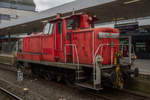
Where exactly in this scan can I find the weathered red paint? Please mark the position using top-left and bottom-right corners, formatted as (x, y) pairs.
(17, 14), (120, 66)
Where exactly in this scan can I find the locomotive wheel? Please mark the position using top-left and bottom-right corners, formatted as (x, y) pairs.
(44, 73), (52, 81)
(65, 78), (74, 87)
(64, 74), (74, 87)
(56, 76), (62, 82)
(29, 64), (76, 86)
(134, 68), (139, 77)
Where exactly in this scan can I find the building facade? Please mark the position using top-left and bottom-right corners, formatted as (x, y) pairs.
(0, 0), (36, 54)
(0, 0), (36, 24)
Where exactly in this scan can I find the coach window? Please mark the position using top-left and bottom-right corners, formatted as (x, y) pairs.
(58, 21), (62, 34)
(44, 23), (54, 35)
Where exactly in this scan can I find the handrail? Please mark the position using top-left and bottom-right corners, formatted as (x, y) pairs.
(64, 44), (79, 69)
(64, 43), (130, 68)
(93, 43), (130, 66)
(92, 43), (131, 86)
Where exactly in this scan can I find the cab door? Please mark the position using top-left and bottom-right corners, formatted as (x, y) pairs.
(55, 20), (63, 62)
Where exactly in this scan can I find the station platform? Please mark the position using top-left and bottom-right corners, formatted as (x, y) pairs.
(0, 53), (15, 65)
(134, 59), (150, 75)
(133, 59), (150, 80)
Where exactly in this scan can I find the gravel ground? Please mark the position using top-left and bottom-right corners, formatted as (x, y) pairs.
(0, 64), (150, 100)
(0, 66), (105, 100)
(0, 90), (12, 100)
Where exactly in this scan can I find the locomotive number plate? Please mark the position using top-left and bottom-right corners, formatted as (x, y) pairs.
(98, 32), (119, 38)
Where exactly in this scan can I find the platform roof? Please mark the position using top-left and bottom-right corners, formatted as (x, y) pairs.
(0, 0), (150, 35)
(0, 0), (35, 6)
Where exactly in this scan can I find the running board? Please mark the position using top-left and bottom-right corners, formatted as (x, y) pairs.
(75, 82), (103, 91)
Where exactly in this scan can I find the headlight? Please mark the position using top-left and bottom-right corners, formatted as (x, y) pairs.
(132, 55), (137, 59)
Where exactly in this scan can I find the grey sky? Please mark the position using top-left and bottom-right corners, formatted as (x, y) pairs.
(33, 0), (75, 11)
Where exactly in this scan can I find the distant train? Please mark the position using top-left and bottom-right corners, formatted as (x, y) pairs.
(16, 13), (139, 90)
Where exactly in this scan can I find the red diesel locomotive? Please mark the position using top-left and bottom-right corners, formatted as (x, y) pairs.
(17, 13), (138, 90)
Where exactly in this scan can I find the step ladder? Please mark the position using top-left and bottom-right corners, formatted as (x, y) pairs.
(75, 55), (103, 90)
(76, 68), (86, 81)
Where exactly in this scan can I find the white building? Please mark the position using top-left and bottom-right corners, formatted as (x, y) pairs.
(0, 0), (36, 54)
(0, 0), (36, 24)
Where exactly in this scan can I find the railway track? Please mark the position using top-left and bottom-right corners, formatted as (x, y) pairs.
(117, 89), (150, 100)
(0, 63), (150, 100)
(0, 87), (23, 100)
(0, 62), (17, 72)
(86, 88), (150, 100)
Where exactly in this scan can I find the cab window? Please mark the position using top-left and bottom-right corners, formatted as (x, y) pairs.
(67, 18), (79, 30)
(58, 21), (62, 34)
(18, 39), (22, 52)
(44, 23), (54, 35)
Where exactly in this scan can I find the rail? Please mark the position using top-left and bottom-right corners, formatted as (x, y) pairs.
(0, 87), (23, 100)
(86, 88), (150, 100)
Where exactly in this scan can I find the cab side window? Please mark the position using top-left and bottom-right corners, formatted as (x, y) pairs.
(18, 39), (22, 52)
(67, 18), (79, 30)
(67, 19), (74, 30)
(44, 23), (54, 35)
(58, 21), (62, 34)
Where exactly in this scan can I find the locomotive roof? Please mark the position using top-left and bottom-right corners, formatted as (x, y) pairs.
(47, 13), (84, 22)
(47, 12), (98, 23)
